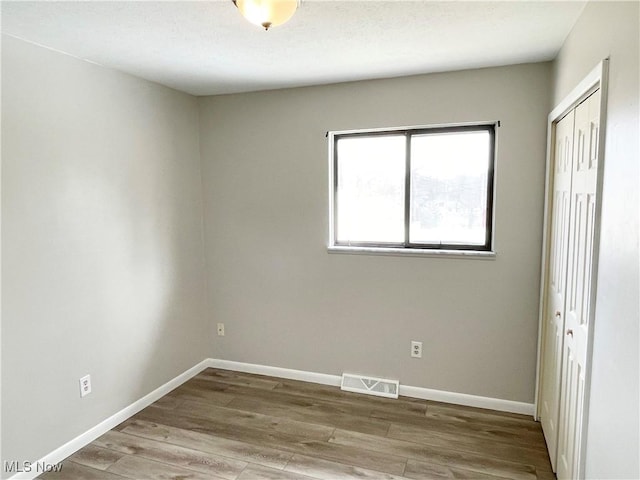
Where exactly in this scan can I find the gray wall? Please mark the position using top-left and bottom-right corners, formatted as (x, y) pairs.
(199, 63), (551, 403)
(1, 36), (209, 468)
(552, 2), (639, 478)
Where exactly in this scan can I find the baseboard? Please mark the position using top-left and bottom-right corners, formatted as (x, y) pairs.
(206, 359), (342, 387)
(399, 385), (534, 415)
(8, 359), (210, 480)
(207, 358), (535, 416)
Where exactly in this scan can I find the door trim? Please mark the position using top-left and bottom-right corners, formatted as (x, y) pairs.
(534, 59), (609, 477)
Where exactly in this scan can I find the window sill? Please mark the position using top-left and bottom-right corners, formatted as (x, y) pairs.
(327, 245), (496, 259)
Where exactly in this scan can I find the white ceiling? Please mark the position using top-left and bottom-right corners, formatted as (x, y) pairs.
(1, 1), (586, 96)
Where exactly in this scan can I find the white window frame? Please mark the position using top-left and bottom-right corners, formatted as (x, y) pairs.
(327, 122), (498, 258)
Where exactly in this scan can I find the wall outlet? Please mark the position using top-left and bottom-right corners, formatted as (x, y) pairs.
(217, 323), (225, 336)
(411, 341), (423, 358)
(79, 374), (92, 397)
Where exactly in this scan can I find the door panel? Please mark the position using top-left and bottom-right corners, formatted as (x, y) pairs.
(540, 110), (575, 470)
(556, 89), (600, 480)
(557, 346), (585, 478)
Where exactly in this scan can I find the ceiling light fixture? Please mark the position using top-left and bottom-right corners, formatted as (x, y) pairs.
(233, 0), (299, 30)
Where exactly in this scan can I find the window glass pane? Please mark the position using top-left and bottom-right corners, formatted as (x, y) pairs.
(410, 131), (490, 245)
(336, 135), (405, 243)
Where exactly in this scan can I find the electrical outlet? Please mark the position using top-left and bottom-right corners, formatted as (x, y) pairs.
(79, 374), (92, 397)
(217, 323), (225, 336)
(411, 341), (423, 358)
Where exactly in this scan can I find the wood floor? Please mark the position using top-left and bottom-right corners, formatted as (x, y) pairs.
(41, 368), (555, 480)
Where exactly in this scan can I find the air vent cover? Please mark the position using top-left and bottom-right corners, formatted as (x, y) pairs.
(340, 373), (399, 399)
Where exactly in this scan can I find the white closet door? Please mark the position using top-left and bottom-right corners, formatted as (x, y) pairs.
(556, 90), (600, 480)
(540, 109), (575, 470)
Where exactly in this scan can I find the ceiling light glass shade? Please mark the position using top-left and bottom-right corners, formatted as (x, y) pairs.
(233, 0), (299, 30)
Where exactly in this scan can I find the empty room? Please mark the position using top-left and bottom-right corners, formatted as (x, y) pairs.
(1, 1), (638, 479)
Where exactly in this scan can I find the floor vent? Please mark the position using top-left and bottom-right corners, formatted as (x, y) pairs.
(340, 373), (399, 399)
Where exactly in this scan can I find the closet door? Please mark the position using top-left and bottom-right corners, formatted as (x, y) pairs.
(556, 90), (600, 480)
(540, 109), (575, 470)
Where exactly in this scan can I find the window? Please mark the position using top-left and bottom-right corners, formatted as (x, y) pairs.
(329, 124), (496, 254)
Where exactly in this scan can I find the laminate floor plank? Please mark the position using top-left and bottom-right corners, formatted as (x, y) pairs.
(237, 464), (316, 480)
(132, 404), (325, 447)
(150, 395), (184, 410)
(196, 369), (282, 390)
(68, 444), (125, 471)
(183, 378), (378, 419)
(121, 419), (293, 469)
(269, 377), (428, 416)
(106, 455), (226, 480)
(387, 420), (547, 452)
(397, 443), (537, 480)
(227, 396), (392, 436)
(422, 414), (546, 444)
(372, 406), (546, 445)
(404, 458), (510, 480)
(330, 428), (553, 472)
(286, 440), (407, 476)
(93, 430), (248, 479)
(284, 454), (407, 480)
(44, 369), (554, 480)
(535, 469), (558, 480)
(373, 402), (541, 435)
(164, 383), (236, 406)
(175, 399), (335, 440)
(425, 403), (543, 430)
(111, 418), (135, 432)
(268, 380), (426, 421)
